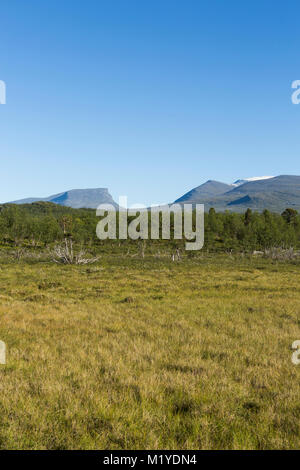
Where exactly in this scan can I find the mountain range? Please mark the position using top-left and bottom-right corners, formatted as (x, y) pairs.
(174, 175), (300, 212)
(6, 175), (300, 213)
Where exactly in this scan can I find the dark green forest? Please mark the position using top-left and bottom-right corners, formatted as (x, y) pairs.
(0, 202), (299, 253)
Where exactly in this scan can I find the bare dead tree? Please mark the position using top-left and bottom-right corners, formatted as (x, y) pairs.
(12, 247), (25, 261)
(263, 247), (298, 261)
(171, 248), (181, 261)
(51, 238), (99, 265)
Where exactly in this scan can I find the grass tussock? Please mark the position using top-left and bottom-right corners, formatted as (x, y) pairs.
(0, 255), (299, 449)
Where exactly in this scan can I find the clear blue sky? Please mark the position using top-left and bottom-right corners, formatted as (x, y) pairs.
(0, 0), (300, 206)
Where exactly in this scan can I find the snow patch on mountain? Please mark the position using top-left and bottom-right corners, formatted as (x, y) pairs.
(232, 176), (274, 187)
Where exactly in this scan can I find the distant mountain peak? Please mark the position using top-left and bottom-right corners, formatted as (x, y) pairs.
(174, 180), (232, 204)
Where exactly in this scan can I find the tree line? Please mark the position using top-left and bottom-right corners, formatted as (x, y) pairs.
(0, 202), (299, 252)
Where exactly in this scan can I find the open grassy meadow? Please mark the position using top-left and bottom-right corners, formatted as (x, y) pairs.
(0, 254), (300, 449)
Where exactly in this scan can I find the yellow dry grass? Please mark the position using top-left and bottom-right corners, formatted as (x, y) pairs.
(0, 255), (299, 449)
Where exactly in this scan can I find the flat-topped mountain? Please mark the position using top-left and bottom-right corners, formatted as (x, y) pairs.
(9, 188), (118, 209)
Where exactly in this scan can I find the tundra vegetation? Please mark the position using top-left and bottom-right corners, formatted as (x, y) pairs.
(0, 202), (299, 449)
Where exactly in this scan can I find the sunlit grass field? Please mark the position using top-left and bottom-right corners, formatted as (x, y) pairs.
(0, 254), (300, 449)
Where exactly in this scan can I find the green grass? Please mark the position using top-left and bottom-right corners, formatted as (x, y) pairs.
(0, 254), (300, 449)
